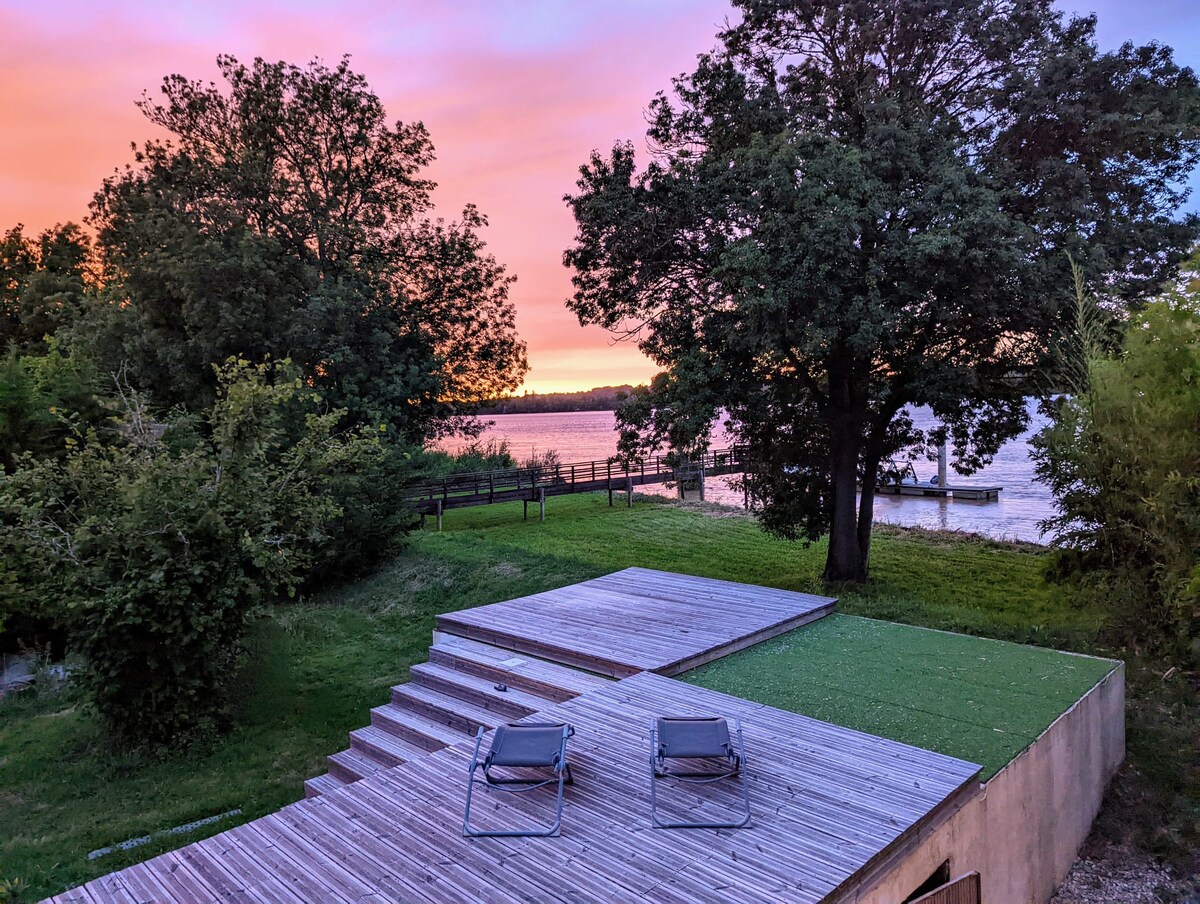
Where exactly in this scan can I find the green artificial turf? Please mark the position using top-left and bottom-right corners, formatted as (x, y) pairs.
(684, 613), (1119, 780)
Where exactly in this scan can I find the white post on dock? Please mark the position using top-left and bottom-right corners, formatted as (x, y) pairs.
(938, 441), (948, 488)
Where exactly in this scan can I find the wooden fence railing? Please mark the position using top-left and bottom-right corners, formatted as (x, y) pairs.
(406, 447), (749, 509)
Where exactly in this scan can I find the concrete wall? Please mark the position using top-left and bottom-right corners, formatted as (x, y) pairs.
(844, 661), (1125, 904)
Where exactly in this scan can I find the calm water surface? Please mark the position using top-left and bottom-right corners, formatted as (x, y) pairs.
(442, 401), (1055, 543)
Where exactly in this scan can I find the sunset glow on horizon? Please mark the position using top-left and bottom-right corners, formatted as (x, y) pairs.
(4, 0), (1199, 393)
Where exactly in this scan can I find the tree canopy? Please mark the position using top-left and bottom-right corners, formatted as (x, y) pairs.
(1, 223), (92, 354)
(564, 0), (1200, 580)
(88, 55), (526, 441)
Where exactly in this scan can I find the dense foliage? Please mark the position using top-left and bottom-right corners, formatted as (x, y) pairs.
(0, 361), (413, 746)
(564, 0), (1200, 580)
(1034, 268), (1200, 661)
(0, 223), (92, 353)
(85, 55), (526, 441)
(0, 344), (112, 473)
(480, 385), (635, 414)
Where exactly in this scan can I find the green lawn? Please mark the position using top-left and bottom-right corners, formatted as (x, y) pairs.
(685, 613), (1118, 779)
(0, 493), (1189, 899)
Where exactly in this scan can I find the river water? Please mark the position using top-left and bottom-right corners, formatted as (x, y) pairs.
(440, 400), (1056, 544)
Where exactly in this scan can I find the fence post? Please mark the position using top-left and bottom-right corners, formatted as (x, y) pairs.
(436, 499), (443, 532)
(539, 487), (546, 522)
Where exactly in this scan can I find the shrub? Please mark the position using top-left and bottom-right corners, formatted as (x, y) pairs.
(1033, 265), (1200, 660)
(303, 430), (421, 587)
(0, 875), (29, 904)
(452, 438), (515, 472)
(0, 359), (404, 747)
(0, 342), (112, 472)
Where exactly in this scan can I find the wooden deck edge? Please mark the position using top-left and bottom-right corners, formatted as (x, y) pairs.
(654, 601), (838, 677)
(432, 618), (640, 678)
(822, 770), (984, 904)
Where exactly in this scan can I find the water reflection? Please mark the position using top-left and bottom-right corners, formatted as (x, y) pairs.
(442, 401), (1055, 544)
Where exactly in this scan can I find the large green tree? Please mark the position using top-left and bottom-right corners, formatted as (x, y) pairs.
(88, 55), (526, 441)
(564, 0), (1200, 581)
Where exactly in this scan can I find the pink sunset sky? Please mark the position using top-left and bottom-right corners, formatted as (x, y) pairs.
(3, 1), (1199, 392)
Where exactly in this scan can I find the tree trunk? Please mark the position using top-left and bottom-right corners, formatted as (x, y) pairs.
(856, 453), (882, 578)
(823, 424), (868, 582)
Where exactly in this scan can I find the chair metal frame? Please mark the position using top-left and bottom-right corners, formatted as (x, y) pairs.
(463, 722), (574, 838)
(648, 716), (751, 829)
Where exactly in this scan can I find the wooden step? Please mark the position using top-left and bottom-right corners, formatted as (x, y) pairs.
(349, 724), (435, 767)
(303, 771), (346, 799)
(327, 747), (386, 784)
(369, 701), (468, 750)
(408, 662), (544, 719)
(434, 616), (634, 677)
(389, 683), (502, 736)
(428, 634), (611, 702)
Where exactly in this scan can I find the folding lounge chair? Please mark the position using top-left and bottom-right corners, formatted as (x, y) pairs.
(649, 716), (751, 829)
(463, 722), (574, 837)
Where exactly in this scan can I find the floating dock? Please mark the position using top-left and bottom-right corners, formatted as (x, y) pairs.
(876, 483), (1002, 502)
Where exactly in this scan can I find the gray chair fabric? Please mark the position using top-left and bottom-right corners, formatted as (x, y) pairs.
(463, 722), (574, 837)
(649, 715), (751, 829)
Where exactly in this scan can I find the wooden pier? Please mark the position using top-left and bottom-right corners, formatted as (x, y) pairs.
(408, 447), (749, 522)
(411, 449), (1001, 530)
(52, 569), (984, 904)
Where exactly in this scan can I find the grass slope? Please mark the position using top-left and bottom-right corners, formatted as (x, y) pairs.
(685, 613), (1118, 779)
(0, 494), (1190, 899)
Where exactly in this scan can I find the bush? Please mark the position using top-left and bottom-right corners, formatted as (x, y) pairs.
(303, 431), (421, 587)
(452, 438), (515, 472)
(0, 360), (407, 747)
(0, 343), (112, 472)
(1033, 265), (1200, 660)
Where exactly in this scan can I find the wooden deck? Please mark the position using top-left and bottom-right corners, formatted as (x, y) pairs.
(437, 567), (837, 678)
(305, 569), (833, 799)
(51, 673), (981, 904)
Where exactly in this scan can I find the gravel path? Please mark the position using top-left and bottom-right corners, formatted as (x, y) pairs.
(1051, 846), (1195, 904)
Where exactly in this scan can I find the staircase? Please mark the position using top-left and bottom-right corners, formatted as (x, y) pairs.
(304, 632), (612, 798)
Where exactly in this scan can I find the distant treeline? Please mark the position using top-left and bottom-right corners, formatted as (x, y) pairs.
(480, 385), (635, 414)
